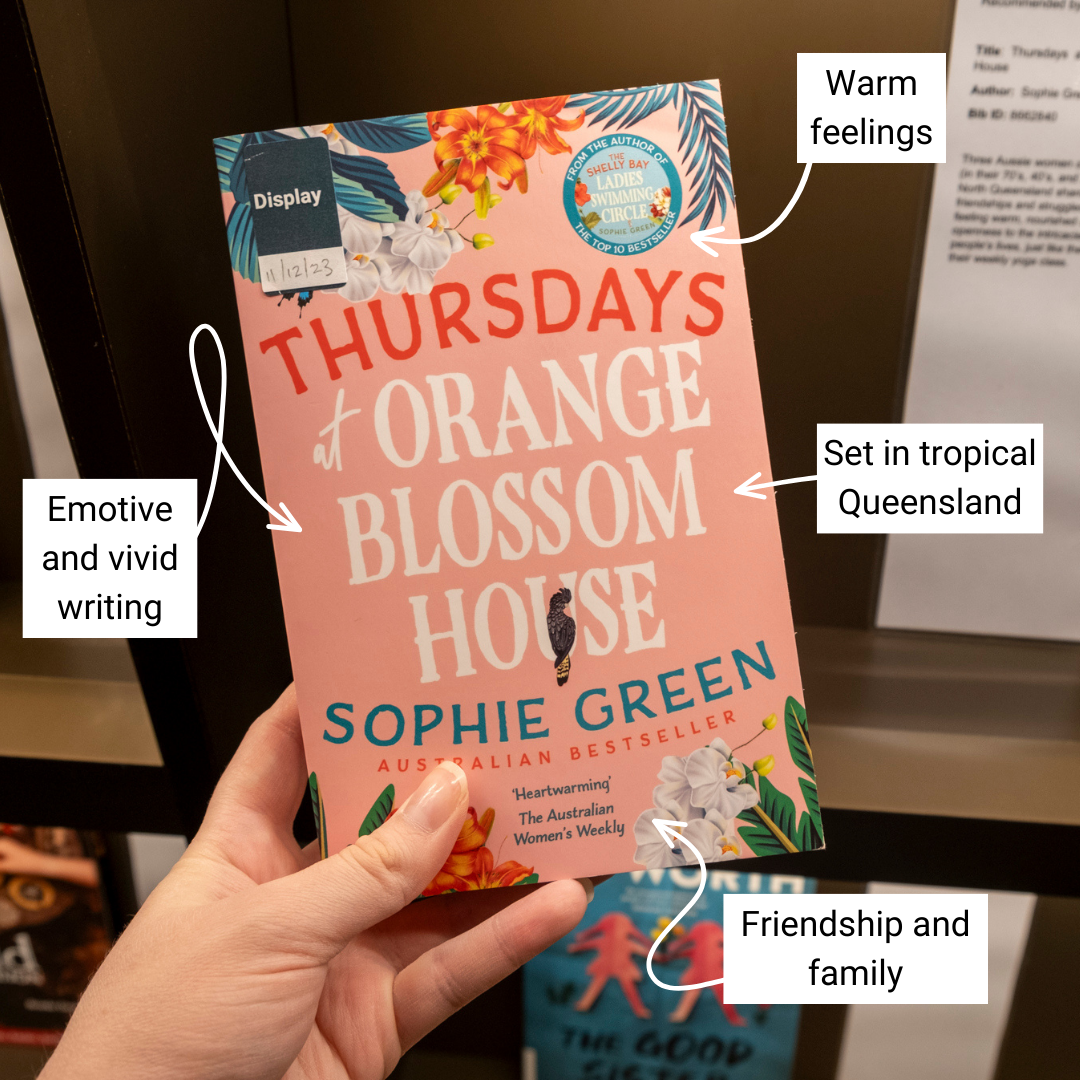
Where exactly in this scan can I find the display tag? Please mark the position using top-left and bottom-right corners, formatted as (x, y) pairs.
(243, 137), (347, 294)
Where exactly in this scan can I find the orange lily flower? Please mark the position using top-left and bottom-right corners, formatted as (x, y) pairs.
(422, 806), (534, 895)
(425, 107), (528, 196)
(511, 97), (585, 159)
(455, 806), (494, 852)
(483, 855), (535, 889)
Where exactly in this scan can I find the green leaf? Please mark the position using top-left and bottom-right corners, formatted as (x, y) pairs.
(308, 772), (327, 860)
(785, 696), (814, 779)
(359, 784), (395, 837)
(798, 775), (820, 821)
(737, 815), (791, 857)
(758, 776), (797, 839)
(798, 776), (825, 849)
(581, 211), (601, 229)
(518, 873), (540, 885)
(797, 812), (824, 852)
(736, 776), (800, 856)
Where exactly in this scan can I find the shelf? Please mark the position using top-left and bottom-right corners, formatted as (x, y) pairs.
(0, 583), (162, 766)
(751, 809), (1080, 897)
(0, 584), (175, 833)
(799, 625), (1080, 826)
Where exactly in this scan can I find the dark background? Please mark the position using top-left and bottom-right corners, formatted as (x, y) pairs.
(2, 0), (956, 818)
(11, 5), (1080, 1079)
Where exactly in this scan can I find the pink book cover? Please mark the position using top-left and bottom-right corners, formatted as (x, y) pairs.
(213, 81), (823, 894)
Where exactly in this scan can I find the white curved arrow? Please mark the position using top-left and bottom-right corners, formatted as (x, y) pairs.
(645, 819), (723, 992)
(734, 471), (818, 500)
(189, 323), (301, 537)
(692, 162), (813, 253)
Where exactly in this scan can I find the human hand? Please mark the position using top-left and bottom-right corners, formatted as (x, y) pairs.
(0, 836), (54, 877)
(42, 685), (590, 1080)
(0, 836), (99, 888)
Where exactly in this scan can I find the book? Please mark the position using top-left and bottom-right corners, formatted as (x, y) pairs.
(214, 82), (824, 892)
(523, 869), (813, 1080)
(0, 825), (109, 1046)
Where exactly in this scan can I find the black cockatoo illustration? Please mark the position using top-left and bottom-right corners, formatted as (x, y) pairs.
(546, 586), (576, 687)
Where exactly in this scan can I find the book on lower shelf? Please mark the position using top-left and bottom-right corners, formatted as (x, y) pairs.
(0, 825), (109, 1047)
(213, 80), (824, 891)
(523, 870), (814, 1080)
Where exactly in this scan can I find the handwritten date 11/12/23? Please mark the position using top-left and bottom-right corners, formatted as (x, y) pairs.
(263, 253), (338, 288)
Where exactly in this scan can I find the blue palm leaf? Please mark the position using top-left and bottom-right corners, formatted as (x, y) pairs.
(569, 86), (674, 130)
(676, 84), (732, 229)
(335, 114), (430, 154)
(214, 134), (243, 192)
(226, 199), (260, 283)
(330, 153), (408, 220)
(333, 174), (399, 222)
(592, 97), (633, 126)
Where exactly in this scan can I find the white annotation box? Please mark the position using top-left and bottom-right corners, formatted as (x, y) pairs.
(797, 53), (946, 164)
(723, 893), (988, 1005)
(23, 479), (198, 638)
(816, 423), (1042, 534)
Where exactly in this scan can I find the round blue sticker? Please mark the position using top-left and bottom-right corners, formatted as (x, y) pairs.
(563, 135), (682, 255)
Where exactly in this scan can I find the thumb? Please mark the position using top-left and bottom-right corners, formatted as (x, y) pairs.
(244, 761), (468, 959)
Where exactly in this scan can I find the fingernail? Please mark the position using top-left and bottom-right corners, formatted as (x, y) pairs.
(400, 761), (466, 832)
(575, 877), (595, 904)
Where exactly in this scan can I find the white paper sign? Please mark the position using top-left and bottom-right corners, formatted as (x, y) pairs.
(879, 0), (1080, 640)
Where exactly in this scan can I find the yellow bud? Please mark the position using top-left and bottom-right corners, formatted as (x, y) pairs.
(472, 233), (495, 249)
(489, 193), (503, 208)
(753, 755), (775, 777)
(497, 101), (512, 113)
(657, 916), (671, 928)
(762, 713), (777, 730)
(438, 183), (464, 204)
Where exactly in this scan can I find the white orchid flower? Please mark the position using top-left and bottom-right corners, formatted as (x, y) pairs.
(390, 190), (464, 273)
(372, 191), (465, 295)
(372, 237), (435, 296)
(334, 209), (394, 303)
(685, 740), (760, 819)
(651, 754), (702, 821)
(681, 808), (741, 862)
(338, 206), (394, 255)
(633, 808), (684, 869)
(301, 122), (360, 155)
(337, 253), (381, 303)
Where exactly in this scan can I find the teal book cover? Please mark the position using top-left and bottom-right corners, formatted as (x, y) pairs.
(524, 869), (814, 1080)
